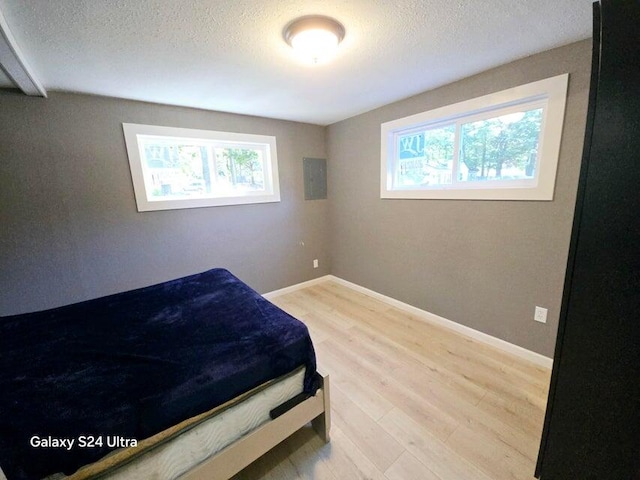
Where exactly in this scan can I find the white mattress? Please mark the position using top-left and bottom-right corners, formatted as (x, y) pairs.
(0, 369), (305, 480)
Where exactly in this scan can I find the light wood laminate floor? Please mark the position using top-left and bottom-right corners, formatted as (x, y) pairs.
(232, 281), (551, 480)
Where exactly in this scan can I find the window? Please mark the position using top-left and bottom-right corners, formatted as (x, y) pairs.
(122, 123), (280, 211)
(381, 74), (569, 200)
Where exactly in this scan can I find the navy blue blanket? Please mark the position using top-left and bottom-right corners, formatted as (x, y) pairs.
(0, 269), (317, 480)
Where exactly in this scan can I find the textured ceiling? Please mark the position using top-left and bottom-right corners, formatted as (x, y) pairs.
(0, 0), (592, 125)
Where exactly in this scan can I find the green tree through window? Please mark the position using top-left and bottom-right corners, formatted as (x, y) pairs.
(460, 108), (543, 181)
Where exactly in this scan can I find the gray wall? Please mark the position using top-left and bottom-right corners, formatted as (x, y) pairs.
(326, 40), (592, 357)
(0, 92), (329, 315)
(1, 41), (591, 357)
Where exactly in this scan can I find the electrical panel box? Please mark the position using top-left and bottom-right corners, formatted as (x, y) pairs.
(303, 157), (327, 200)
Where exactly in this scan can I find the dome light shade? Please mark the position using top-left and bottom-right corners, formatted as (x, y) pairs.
(283, 16), (345, 64)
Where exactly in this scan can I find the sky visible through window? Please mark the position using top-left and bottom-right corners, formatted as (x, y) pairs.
(396, 107), (543, 188)
(141, 140), (266, 200)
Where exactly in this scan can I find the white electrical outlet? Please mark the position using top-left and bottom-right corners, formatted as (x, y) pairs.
(534, 306), (548, 323)
(313, 259), (319, 269)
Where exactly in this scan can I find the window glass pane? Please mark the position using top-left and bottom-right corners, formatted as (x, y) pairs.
(124, 124), (279, 211)
(459, 108), (543, 182)
(215, 148), (265, 193)
(396, 124), (455, 187)
(140, 139), (212, 199)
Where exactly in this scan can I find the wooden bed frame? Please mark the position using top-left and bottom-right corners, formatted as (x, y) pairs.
(0, 374), (329, 480)
(180, 371), (331, 480)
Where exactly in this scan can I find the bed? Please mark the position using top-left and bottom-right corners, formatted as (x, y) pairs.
(0, 268), (330, 480)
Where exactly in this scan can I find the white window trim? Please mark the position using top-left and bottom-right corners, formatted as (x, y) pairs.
(123, 123), (280, 211)
(380, 74), (569, 201)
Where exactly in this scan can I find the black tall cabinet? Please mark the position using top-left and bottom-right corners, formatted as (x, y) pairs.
(535, 1), (640, 478)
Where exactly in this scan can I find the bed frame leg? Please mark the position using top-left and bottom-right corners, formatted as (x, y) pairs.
(312, 372), (331, 443)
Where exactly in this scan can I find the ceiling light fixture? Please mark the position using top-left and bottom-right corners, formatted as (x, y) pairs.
(283, 15), (345, 65)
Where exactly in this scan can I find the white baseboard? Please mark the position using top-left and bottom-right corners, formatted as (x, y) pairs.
(263, 274), (553, 369)
(263, 275), (332, 300)
(327, 275), (553, 369)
